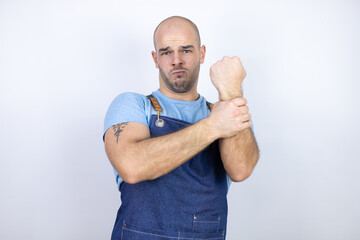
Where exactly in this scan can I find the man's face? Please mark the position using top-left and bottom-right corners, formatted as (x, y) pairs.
(152, 21), (205, 94)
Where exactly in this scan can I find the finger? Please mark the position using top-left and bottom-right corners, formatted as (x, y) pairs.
(240, 113), (251, 122)
(231, 97), (247, 107)
(232, 56), (241, 63)
(242, 120), (252, 129)
(238, 105), (249, 115)
(235, 118), (252, 131)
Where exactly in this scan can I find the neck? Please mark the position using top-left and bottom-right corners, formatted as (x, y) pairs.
(159, 85), (199, 101)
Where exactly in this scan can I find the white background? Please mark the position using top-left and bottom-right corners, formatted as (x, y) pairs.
(1, 0), (359, 239)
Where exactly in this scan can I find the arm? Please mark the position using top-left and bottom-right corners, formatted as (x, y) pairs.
(210, 56), (260, 182)
(104, 99), (247, 184)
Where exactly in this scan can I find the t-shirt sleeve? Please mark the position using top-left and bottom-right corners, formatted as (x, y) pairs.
(103, 92), (148, 138)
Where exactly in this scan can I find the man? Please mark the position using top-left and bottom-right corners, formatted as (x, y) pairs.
(104, 16), (259, 240)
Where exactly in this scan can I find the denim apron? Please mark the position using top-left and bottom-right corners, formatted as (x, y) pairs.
(111, 96), (228, 240)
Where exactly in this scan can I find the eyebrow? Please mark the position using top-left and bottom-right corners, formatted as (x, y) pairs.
(181, 45), (194, 49)
(158, 45), (195, 52)
(158, 47), (170, 52)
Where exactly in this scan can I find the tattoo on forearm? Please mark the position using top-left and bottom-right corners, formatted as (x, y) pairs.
(112, 122), (128, 143)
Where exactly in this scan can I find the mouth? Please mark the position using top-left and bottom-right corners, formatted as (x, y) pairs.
(172, 70), (186, 76)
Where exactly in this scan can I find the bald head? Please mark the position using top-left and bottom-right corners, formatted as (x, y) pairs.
(153, 16), (201, 51)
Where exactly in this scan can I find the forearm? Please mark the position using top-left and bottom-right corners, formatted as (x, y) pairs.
(218, 90), (259, 181)
(118, 119), (217, 183)
(219, 128), (259, 181)
(105, 93), (247, 184)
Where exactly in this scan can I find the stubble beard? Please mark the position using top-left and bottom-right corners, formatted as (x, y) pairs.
(159, 63), (200, 94)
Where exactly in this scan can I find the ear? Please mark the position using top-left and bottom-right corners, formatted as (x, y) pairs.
(151, 51), (159, 68)
(200, 45), (206, 64)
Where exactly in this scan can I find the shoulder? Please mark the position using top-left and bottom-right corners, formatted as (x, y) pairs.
(104, 92), (151, 136)
(109, 92), (148, 107)
(106, 92), (152, 115)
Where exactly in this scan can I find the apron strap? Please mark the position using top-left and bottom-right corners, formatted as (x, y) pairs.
(147, 94), (163, 112)
(206, 101), (213, 111)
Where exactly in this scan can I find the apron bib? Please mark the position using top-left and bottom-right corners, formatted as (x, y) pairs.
(111, 96), (228, 240)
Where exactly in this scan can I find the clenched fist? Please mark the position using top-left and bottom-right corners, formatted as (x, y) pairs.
(210, 56), (246, 100)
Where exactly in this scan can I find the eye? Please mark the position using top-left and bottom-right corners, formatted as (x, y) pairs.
(183, 50), (191, 53)
(161, 51), (171, 56)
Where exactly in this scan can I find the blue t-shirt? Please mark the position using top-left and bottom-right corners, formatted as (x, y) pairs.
(104, 89), (231, 189)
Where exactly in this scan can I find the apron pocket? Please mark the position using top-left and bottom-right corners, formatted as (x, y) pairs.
(192, 214), (221, 233)
(121, 220), (224, 240)
(122, 222), (170, 240)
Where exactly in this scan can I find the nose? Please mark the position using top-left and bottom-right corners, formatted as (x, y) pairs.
(171, 52), (183, 66)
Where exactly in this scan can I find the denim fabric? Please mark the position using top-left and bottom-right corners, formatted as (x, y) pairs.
(111, 115), (228, 240)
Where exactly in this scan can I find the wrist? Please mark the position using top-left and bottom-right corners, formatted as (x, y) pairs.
(219, 88), (243, 101)
(199, 118), (221, 141)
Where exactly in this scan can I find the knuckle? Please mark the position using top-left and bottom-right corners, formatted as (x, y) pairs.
(242, 98), (247, 105)
(241, 106), (249, 113)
